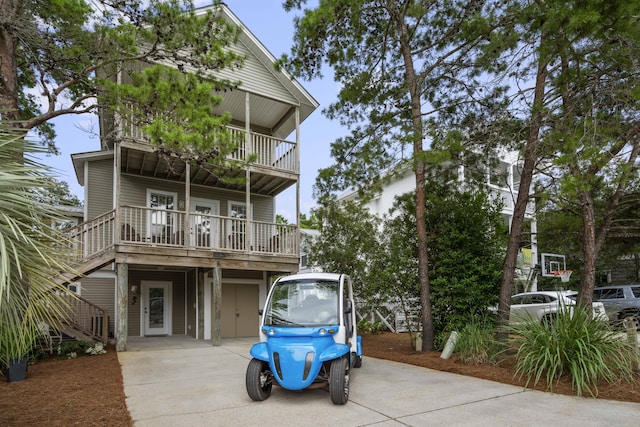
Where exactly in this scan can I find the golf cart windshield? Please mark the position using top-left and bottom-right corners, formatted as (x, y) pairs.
(264, 279), (339, 326)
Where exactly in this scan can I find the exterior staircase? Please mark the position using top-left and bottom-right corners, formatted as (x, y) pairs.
(54, 212), (116, 344)
(59, 292), (110, 344)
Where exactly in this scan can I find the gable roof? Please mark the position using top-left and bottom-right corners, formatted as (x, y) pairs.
(197, 4), (319, 139)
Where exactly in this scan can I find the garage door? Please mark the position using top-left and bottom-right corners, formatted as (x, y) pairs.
(221, 283), (259, 338)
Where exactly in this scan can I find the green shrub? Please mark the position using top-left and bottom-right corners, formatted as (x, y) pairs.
(506, 305), (640, 396)
(55, 341), (92, 358)
(357, 319), (386, 335)
(455, 316), (503, 365)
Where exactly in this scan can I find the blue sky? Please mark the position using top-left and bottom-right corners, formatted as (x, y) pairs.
(40, 1), (344, 223)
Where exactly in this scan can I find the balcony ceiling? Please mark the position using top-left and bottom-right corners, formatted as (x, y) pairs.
(120, 146), (295, 197)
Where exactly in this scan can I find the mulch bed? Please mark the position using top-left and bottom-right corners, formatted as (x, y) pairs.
(0, 344), (132, 427)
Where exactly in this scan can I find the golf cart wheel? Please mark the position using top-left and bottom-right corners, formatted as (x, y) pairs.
(329, 357), (349, 405)
(246, 358), (273, 401)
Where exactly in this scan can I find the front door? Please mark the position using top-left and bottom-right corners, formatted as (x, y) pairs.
(221, 283), (259, 338)
(142, 281), (172, 336)
(190, 198), (220, 248)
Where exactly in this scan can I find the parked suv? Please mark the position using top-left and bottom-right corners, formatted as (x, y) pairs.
(593, 283), (640, 329)
(509, 291), (607, 326)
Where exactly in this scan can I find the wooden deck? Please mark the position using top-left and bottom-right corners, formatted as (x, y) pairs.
(64, 206), (300, 273)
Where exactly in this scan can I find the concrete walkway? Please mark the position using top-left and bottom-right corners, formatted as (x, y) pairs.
(118, 336), (640, 426)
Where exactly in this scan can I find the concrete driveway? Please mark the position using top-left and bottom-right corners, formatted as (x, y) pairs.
(118, 336), (640, 427)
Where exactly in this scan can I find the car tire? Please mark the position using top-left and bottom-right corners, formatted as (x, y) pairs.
(246, 358), (273, 401)
(329, 357), (349, 405)
(621, 314), (640, 331)
(541, 314), (556, 327)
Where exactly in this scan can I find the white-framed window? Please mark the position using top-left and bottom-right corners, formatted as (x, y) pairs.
(147, 189), (178, 243)
(190, 198), (220, 247)
(227, 201), (253, 249)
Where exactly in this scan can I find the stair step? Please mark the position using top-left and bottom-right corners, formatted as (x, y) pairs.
(60, 325), (98, 343)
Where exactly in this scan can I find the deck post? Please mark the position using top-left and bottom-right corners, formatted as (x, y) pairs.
(116, 263), (129, 351)
(212, 264), (222, 346)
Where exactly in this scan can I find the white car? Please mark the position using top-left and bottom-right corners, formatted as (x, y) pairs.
(509, 291), (608, 325)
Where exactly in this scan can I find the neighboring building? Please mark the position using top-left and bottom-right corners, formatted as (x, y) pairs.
(338, 149), (539, 292)
(299, 228), (321, 273)
(63, 4), (318, 350)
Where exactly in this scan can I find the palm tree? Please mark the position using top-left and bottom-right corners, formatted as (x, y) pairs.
(0, 125), (78, 366)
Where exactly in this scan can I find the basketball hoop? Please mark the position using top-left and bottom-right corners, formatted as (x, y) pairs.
(553, 270), (573, 283)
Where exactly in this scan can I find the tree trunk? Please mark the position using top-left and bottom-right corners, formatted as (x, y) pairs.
(394, 5), (433, 351)
(577, 138), (640, 307)
(497, 48), (548, 335)
(0, 0), (21, 122)
(577, 190), (597, 309)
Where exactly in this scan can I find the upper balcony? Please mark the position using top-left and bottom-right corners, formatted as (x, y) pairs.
(117, 117), (298, 197)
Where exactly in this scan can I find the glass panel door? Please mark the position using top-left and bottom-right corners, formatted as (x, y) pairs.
(190, 198), (220, 248)
(148, 190), (176, 243)
(228, 202), (247, 249)
(143, 282), (171, 335)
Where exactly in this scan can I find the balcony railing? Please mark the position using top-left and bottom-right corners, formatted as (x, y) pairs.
(488, 186), (536, 217)
(65, 206), (299, 262)
(120, 107), (298, 173)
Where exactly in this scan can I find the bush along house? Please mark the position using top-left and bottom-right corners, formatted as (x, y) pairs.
(63, 4), (318, 351)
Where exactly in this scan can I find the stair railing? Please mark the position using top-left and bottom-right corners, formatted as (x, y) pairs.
(60, 292), (109, 343)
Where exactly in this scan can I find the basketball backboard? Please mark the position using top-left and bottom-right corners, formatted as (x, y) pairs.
(540, 253), (567, 277)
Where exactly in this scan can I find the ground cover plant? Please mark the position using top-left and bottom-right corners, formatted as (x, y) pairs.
(507, 305), (640, 397)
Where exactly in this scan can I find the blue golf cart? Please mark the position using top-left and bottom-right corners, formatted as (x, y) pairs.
(245, 272), (362, 405)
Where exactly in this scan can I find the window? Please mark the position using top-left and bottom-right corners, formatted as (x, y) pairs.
(227, 201), (253, 249)
(489, 161), (510, 187)
(147, 190), (177, 243)
(512, 295), (527, 305)
(68, 282), (81, 296)
(596, 288), (624, 300)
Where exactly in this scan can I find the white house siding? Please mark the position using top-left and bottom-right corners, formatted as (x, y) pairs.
(86, 159), (114, 219)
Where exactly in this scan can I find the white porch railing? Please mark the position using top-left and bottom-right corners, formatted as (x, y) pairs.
(65, 206), (299, 261)
(119, 106), (298, 174)
(65, 210), (116, 262)
(488, 186), (536, 217)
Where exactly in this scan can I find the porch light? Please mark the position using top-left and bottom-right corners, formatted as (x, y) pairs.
(130, 285), (138, 294)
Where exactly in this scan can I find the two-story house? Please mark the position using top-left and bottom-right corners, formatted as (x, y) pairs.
(63, 4), (318, 351)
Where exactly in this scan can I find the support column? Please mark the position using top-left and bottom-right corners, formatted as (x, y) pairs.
(245, 91), (252, 251)
(212, 264), (222, 346)
(116, 263), (129, 352)
(295, 107), (301, 254)
(185, 162), (191, 248)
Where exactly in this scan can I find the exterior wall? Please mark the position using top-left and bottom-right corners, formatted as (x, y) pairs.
(86, 159), (114, 219)
(127, 270), (186, 336)
(79, 276), (116, 337)
(299, 228), (320, 273)
(215, 38), (296, 105)
(186, 269), (197, 338)
(119, 174), (274, 220)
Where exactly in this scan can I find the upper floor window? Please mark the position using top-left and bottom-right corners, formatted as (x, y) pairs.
(147, 190), (177, 243)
